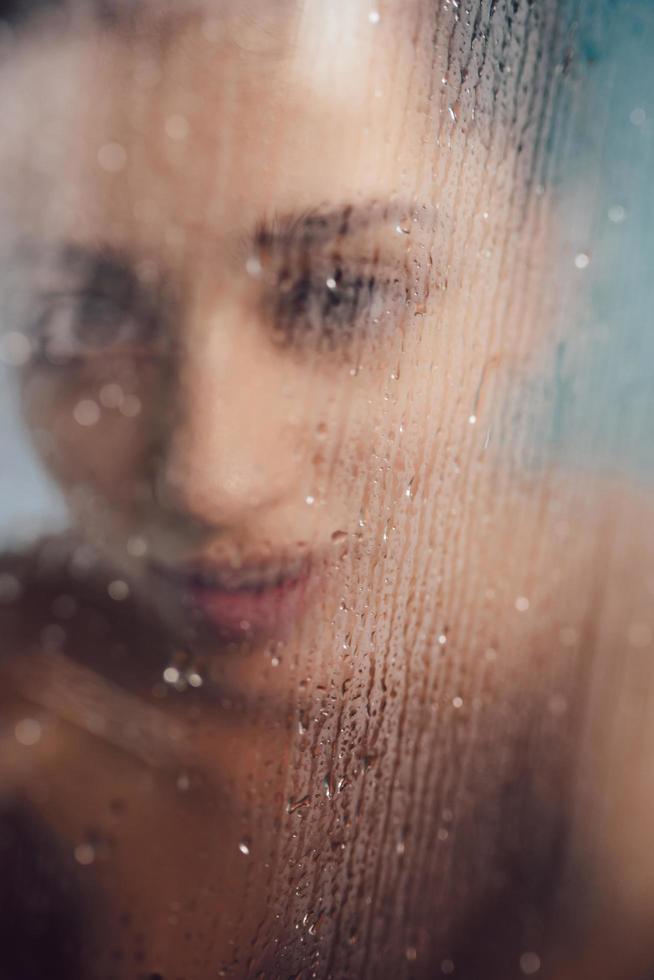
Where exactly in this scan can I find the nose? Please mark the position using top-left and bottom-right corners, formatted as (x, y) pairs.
(155, 306), (305, 533)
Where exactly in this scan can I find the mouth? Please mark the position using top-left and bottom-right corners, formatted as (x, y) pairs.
(149, 555), (313, 637)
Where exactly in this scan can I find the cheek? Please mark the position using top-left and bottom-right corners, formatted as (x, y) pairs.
(335, 313), (487, 529)
(20, 365), (161, 505)
(323, 374), (425, 524)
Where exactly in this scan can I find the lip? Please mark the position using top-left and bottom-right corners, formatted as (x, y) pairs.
(149, 555), (313, 637)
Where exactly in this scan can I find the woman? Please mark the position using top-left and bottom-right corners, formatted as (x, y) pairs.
(0, 1), (652, 977)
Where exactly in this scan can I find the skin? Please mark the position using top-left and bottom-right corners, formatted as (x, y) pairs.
(0, 0), (519, 709)
(0, 2), (653, 978)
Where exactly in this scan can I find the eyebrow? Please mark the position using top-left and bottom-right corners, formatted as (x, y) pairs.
(12, 198), (430, 285)
(5, 0), (300, 47)
(2, 0), (194, 31)
(15, 242), (145, 300)
(1, 240), (163, 319)
(53, 244), (139, 289)
(253, 199), (433, 251)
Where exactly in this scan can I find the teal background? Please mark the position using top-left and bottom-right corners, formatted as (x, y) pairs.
(541, 1), (654, 479)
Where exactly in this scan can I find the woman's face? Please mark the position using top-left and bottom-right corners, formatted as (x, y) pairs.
(2, 5), (596, 975)
(0, 1), (531, 692)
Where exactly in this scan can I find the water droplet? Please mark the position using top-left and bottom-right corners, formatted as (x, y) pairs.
(74, 843), (96, 866)
(574, 252), (590, 270)
(452, 696), (463, 709)
(98, 141), (127, 173)
(326, 277), (337, 290)
(14, 718), (42, 746)
(165, 114), (189, 141)
(127, 535), (148, 558)
(468, 414), (477, 425)
(331, 530), (348, 543)
(108, 579), (130, 602)
(0, 573), (21, 604)
(238, 839), (251, 856)
(99, 383), (124, 409)
(608, 204), (626, 224)
(188, 671), (204, 688)
(177, 772), (191, 792)
(395, 219), (411, 235)
(246, 255), (262, 278)
(0, 331), (31, 366)
(515, 596), (530, 612)
(73, 400), (100, 427)
(163, 666), (181, 685)
(287, 794), (310, 815)
(447, 105), (457, 122)
(368, 10), (381, 23)
(305, 495), (315, 506)
(438, 633), (447, 646)
(120, 395), (141, 418)
(520, 952), (541, 975)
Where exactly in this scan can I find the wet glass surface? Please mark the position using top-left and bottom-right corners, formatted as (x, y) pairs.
(0, 2), (653, 978)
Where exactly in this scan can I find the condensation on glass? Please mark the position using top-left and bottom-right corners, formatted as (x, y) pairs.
(0, 1), (652, 978)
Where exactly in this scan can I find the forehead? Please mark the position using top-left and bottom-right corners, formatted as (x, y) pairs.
(0, 0), (440, 248)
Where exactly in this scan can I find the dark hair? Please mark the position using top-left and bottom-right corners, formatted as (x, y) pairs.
(0, 0), (133, 31)
(0, 798), (87, 980)
(1, 0), (55, 26)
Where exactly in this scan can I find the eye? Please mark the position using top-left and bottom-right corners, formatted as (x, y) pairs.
(29, 293), (157, 365)
(271, 263), (386, 350)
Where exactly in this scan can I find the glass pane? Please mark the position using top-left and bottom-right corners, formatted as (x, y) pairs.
(0, 2), (652, 978)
